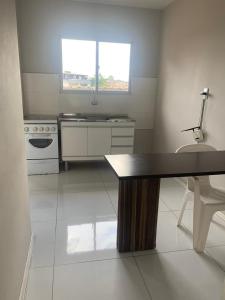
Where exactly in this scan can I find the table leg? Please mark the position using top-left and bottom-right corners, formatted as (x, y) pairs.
(117, 177), (160, 252)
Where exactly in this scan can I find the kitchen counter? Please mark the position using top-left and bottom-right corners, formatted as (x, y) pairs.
(58, 113), (135, 123)
(59, 114), (136, 163)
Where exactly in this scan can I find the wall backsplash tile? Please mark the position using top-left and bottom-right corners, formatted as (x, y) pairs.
(22, 73), (157, 129)
(22, 73), (156, 153)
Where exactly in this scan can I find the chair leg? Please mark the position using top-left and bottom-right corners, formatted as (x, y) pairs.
(193, 203), (214, 253)
(177, 190), (191, 227)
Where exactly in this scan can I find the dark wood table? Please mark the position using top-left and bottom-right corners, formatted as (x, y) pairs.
(105, 151), (225, 253)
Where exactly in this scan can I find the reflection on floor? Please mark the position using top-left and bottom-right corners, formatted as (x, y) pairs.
(25, 162), (225, 300)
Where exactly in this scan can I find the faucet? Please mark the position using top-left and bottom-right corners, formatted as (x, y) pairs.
(90, 88), (98, 106)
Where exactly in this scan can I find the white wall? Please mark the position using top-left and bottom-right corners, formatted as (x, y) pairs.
(17, 0), (162, 153)
(17, 0), (161, 77)
(153, 0), (225, 187)
(0, 0), (31, 299)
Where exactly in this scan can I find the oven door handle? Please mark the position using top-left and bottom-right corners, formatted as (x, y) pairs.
(29, 139), (53, 149)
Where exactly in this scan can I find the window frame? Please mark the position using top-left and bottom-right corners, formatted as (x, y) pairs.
(60, 38), (132, 95)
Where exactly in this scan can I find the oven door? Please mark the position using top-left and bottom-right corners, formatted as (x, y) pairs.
(25, 133), (59, 160)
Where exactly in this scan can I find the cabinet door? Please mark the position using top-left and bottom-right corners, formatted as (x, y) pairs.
(88, 128), (111, 156)
(62, 127), (88, 157)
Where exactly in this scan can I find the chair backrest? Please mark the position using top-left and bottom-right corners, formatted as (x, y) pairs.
(176, 144), (216, 192)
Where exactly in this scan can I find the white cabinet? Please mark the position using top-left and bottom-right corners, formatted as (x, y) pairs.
(111, 127), (134, 136)
(62, 126), (87, 157)
(88, 128), (111, 156)
(111, 137), (134, 146)
(111, 126), (134, 155)
(111, 147), (133, 154)
(61, 121), (135, 161)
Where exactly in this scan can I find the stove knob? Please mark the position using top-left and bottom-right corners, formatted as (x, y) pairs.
(24, 127), (29, 132)
(33, 127), (38, 132)
(51, 127), (56, 132)
(45, 127), (50, 132)
(39, 127), (44, 132)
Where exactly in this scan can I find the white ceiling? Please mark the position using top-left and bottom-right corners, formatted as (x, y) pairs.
(74, 0), (175, 9)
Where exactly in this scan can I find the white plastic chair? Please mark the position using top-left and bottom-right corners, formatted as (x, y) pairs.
(176, 144), (225, 252)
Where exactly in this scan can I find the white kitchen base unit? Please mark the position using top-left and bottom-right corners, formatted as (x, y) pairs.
(61, 121), (135, 162)
(27, 159), (59, 175)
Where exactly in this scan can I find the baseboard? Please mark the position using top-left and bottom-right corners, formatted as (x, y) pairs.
(19, 234), (33, 300)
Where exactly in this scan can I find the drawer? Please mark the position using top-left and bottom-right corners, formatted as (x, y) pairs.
(112, 127), (134, 137)
(111, 147), (133, 154)
(112, 137), (134, 146)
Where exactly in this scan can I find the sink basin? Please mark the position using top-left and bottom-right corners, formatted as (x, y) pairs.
(86, 114), (109, 121)
(59, 113), (108, 121)
(59, 113), (133, 122)
(59, 113), (87, 120)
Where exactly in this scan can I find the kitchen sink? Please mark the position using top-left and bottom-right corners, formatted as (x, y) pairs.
(58, 113), (133, 122)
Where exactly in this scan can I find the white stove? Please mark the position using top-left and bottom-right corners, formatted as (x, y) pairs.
(24, 115), (59, 175)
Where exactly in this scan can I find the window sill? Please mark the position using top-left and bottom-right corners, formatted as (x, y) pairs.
(60, 89), (131, 96)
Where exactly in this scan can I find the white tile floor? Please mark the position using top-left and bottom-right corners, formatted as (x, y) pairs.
(26, 163), (225, 300)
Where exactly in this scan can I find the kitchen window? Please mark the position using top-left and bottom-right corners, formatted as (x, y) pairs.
(61, 39), (131, 93)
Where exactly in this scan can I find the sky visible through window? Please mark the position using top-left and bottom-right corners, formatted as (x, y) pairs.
(62, 39), (96, 78)
(99, 42), (131, 82)
(62, 39), (131, 92)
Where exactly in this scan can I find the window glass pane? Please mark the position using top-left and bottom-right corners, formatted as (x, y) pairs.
(62, 39), (96, 91)
(98, 42), (131, 92)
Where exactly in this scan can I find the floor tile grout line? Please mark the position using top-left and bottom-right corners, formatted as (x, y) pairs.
(46, 247), (202, 269)
(27, 250), (202, 270)
(98, 168), (118, 215)
(163, 178), (193, 223)
(133, 244), (225, 258)
(133, 256), (153, 300)
(51, 176), (61, 300)
(134, 248), (225, 297)
(160, 177), (189, 213)
(206, 243), (225, 249)
(53, 255), (132, 268)
(159, 194), (193, 213)
(205, 248), (225, 274)
(159, 196), (172, 211)
(133, 247), (201, 258)
(170, 208), (183, 220)
(103, 183), (118, 215)
(29, 265), (55, 270)
(29, 244), (225, 271)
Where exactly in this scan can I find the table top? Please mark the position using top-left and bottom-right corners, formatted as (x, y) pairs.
(105, 151), (225, 179)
